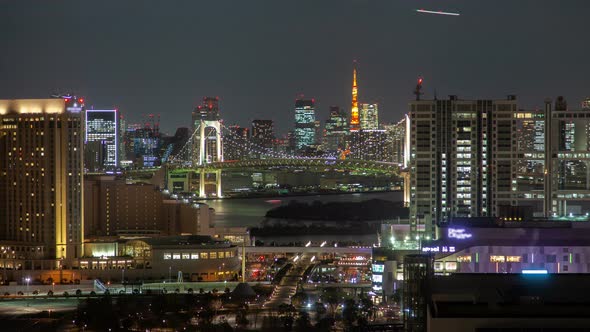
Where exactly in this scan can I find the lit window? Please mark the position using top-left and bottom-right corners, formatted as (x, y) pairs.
(490, 255), (505, 263)
(182, 253), (190, 260)
(506, 256), (521, 263)
(163, 253), (171, 260)
(445, 262), (457, 271)
(191, 253), (199, 260)
(172, 254), (181, 260)
(201, 253), (208, 259)
(210, 252), (217, 259)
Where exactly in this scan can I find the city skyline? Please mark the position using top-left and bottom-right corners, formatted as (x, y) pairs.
(1, 1), (589, 134)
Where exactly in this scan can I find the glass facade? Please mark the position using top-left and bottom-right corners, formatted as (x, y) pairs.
(85, 110), (118, 170)
(294, 99), (316, 149)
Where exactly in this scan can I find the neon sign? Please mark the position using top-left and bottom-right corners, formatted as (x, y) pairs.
(422, 246), (455, 253)
(448, 228), (472, 239)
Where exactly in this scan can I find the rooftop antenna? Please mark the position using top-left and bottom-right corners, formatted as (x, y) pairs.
(414, 76), (424, 101)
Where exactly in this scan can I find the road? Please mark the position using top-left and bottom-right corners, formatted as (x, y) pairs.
(263, 254), (311, 308)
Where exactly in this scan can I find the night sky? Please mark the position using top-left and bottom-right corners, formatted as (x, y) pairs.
(1, 1), (589, 135)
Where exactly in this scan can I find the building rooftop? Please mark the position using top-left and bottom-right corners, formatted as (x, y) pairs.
(430, 274), (590, 318)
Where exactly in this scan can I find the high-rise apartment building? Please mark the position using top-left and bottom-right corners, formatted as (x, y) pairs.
(360, 103), (379, 130)
(350, 129), (388, 161)
(409, 96), (518, 237)
(0, 98), (84, 260)
(294, 98), (316, 150)
(323, 106), (349, 153)
(225, 125), (249, 160)
(85, 109), (118, 171)
(546, 96), (590, 216)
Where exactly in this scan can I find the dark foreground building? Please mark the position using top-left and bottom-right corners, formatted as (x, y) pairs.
(428, 273), (590, 331)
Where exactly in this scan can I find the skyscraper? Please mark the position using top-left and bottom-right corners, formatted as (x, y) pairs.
(350, 67), (360, 132)
(225, 125), (249, 160)
(360, 103), (379, 130)
(323, 106), (349, 153)
(294, 98), (316, 150)
(409, 96), (518, 237)
(0, 98), (84, 260)
(251, 120), (274, 148)
(85, 109), (118, 171)
(350, 129), (388, 161)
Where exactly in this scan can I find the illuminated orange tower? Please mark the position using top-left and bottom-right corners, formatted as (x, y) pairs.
(350, 65), (360, 131)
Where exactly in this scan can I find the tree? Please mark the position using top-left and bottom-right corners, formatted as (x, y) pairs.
(235, 307), (249, 329)
(320, 288), (343, 318)
(294, 311), (312, 332)
(359, 296), (376, 322)
(278, 303), (296, 331)
(342, 298), (358, 328)
(291, 292), (308, 307)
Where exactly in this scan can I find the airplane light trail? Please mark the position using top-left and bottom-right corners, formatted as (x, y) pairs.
(416, 9), (460, 16)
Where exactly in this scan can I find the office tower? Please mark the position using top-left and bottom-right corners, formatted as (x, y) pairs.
(192, 97), (222, 164)
(118, 113), (127, 166)
(350, 129), (388, 161)
(130, 115), (161, 167)
(314, 120), (322, 146)
(0, 98), (84, 260)
(323, 106), (349, 153)
(384, 115), (411, 167)
(360, 103), (379, 130)
(350, 67), (360, 131)
(294, 98), (316, 150)
(85, 109), (118, 171)
(409, 96), (518, 237)
(226, 125), (249, 160)
(251, 120), (274, 148)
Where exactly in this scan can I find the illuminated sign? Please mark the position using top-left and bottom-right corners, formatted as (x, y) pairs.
(372, 264), (384, 273)
(448, 228), (472, 239)
(522, 269), (548, 275)
(422, 246), (456, 253)
(372, 274), (383, 283)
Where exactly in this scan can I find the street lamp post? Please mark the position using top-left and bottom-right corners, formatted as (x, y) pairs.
(25, 277), (30, 296)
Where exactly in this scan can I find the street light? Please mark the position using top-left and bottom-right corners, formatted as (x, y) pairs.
(25, 277), (30, 296)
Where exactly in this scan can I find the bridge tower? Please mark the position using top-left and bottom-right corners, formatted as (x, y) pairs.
(193, 97), (224, 198)
(197, 119), (223, 198)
